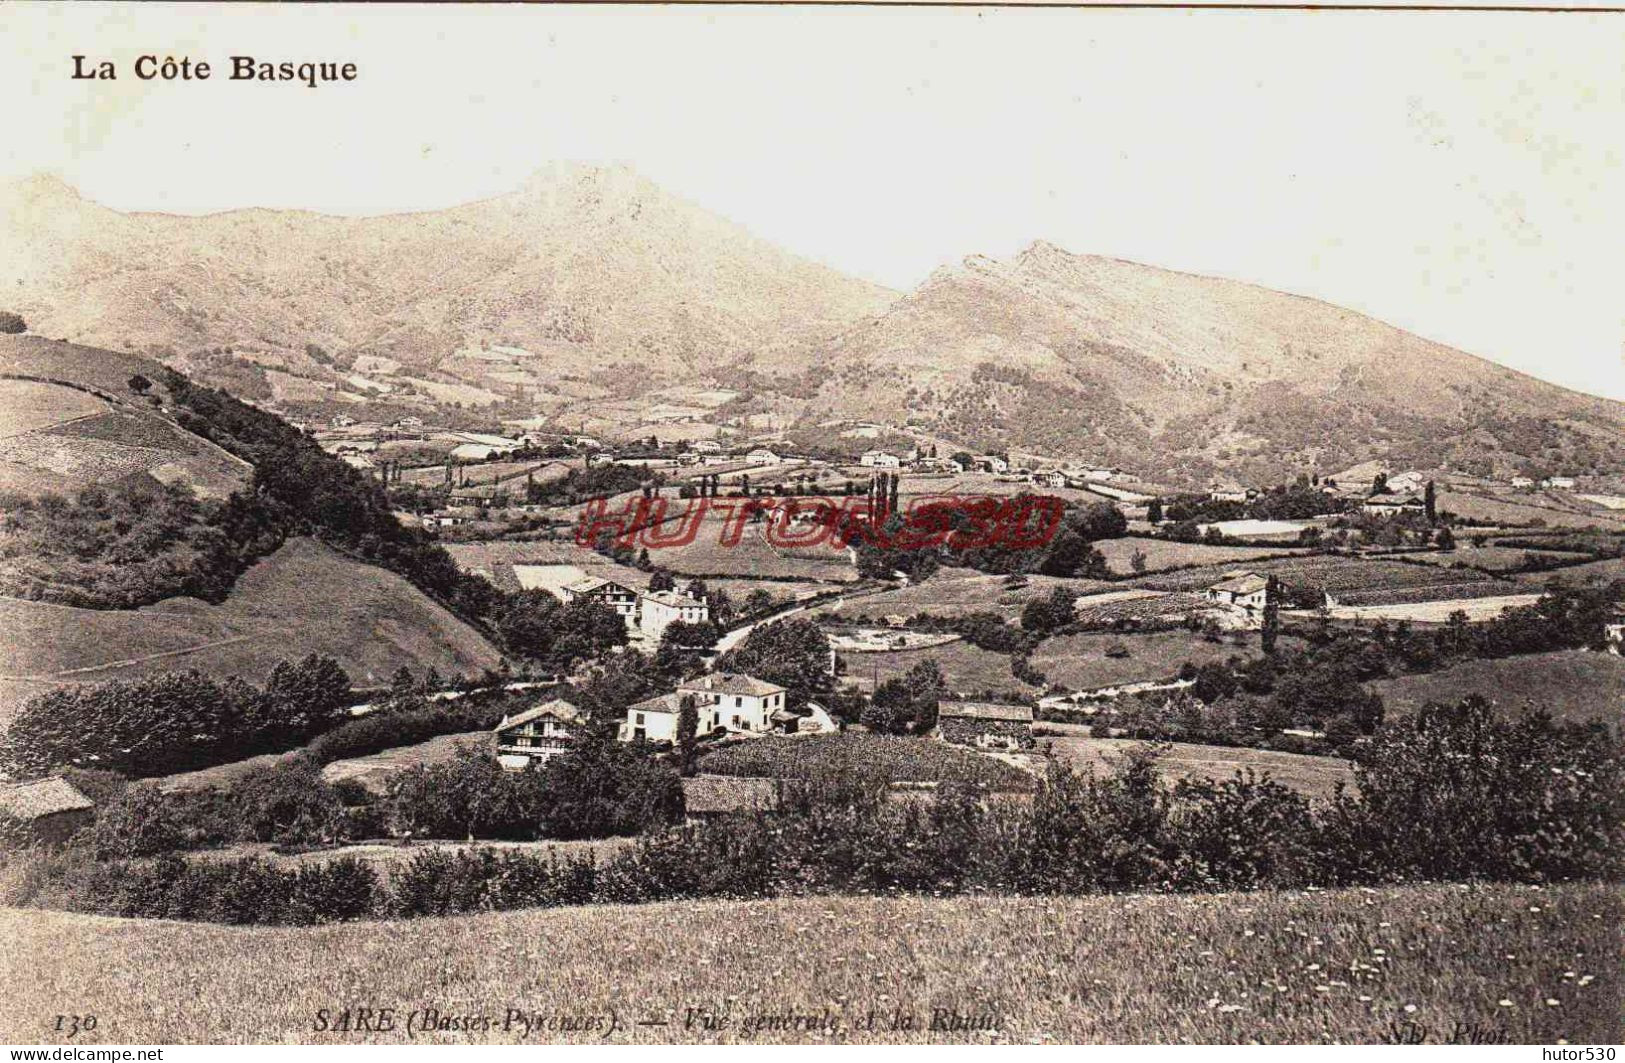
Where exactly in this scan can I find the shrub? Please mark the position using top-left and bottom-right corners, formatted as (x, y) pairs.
(0, 310), (24, 334)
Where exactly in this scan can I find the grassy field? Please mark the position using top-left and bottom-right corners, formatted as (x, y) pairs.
(1, 884), (1616, 1043)
(321, 731), (490, 792)
(1040, 730), (1355, 803)
(1031, 629), (1263, 692)
(838, 639), (1037, 697)
(0, 538), (502, 724)
(699, 733), (1036, 791)
(1514, 556), (1625, 588)
(1439, 490), (1625, 531)
(1400, 546), (1594, 573)
(1369, 650), (1625, 727)
(1308, 593), (1544, 623)
(1093, 536), (1307, 576)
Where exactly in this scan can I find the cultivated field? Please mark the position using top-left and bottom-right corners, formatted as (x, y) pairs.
(1399, 546), (1594, 573)
(699, 733), (1036, 791)
(2, 884), (1616, 1043)
(1030, 629), (1265, 692)
(0, 538), (502, 724)
(1513, 557), (1625, 588)
(1092, 537), (1307, 576)
(1368, 650), (1625, 727)
(838, 639), (1037, 697)
(1040, 731), (1354, 803)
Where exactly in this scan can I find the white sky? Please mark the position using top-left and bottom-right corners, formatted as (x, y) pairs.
(3, 3), (1623, 401)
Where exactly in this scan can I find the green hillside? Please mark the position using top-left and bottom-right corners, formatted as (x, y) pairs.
(0, 537), (502, 724)
(0, 884), (1615, 1044)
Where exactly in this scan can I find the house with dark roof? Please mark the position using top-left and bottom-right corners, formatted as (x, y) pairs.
(1361, 492), (1426, 517)
(560, 575), (640, 624)
(680, 775), (781, 820)
(494, 699), (584, 769)
(0, 777), (94, 843)
(937, 702), (1034, 751)
(1203, 571), (1271, 628)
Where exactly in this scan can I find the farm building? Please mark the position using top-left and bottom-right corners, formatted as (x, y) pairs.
(1204, 571), (1270, 627)
(680, 775), (781, 820)
(0, 778), (94, 843)
(860, 450), (902, 468)
(1032, 470), (1069, 489)
(1208, 481), (1252, 503)
(745, 448), (783, 465)
(1543, 476), (1576, 489)
(1362, 493), (1426, 516)
(691, 439), (722, 453)
(937, 702), (1035, 751)
(1607, 611), (1625, 656)
(638, 590), (709, 640)
(975, 455), (1010, 474)
(494, 699), (584, 769)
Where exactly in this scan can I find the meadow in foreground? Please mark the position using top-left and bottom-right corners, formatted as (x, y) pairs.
(0, 883), (1617, 1045)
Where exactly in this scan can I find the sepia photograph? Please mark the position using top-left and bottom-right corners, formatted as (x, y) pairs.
(0, 0), (1621, 1049)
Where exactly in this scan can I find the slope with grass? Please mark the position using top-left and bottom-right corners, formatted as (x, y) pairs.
(0, 537), (502, 724)
(1, 884), (1616, 1044)
(699, 733), (1035, 792)
(1368, 650), (1625, 727)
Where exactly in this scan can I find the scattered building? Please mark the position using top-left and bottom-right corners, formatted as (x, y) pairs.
(0, 777), (94, 844)
(745, 448), (782, 466)
(1032, 469), (1069, 489)
(937, 702), (1035, 751)
(975, 455), (1010, 474)
(1510, 475), (1536, 489)
(1208, 481), (1252, 503)
(691, 439), (722, 453)
(1606, 609), (1625, 656)
(860, 450), (902, 468)
(494, 699), (584, 769)
(1543, 476), (1576, 490)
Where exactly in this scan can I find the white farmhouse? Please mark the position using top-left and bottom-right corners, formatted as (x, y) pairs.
(861, 450), (901, 468)
(618, 672), (788, 743)
(638, 590), (710, 640)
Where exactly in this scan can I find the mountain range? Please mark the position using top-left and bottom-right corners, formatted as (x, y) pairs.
(4, 168), (1622, 484)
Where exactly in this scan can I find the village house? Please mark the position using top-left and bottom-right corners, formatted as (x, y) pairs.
(936, 702), (1035, 751)
(1032, 469), (1069, 489)
(561, 575), (641, 625)
(638, 589), (709, 640)
(745, 448), (782, 466)
(975, 455), (1010, 474)
(1543, 476), (1576, 490)
(691, 439), (722, 453)
(619, 672), (788, 742)
(0, 777), (94, 844)
(860, 450), (902, 468)
(1510, 475), (1536, 489)
(1204, 571), (1270, 627)
(1209, 481), (1252, 503)
(494, 699), (584, 769)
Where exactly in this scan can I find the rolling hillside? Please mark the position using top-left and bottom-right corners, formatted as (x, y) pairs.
(0, 168), (894, 396)
(0, 537), (503, 724)
(773, 244), (1625, 485)
(0, 334), (250, 498)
